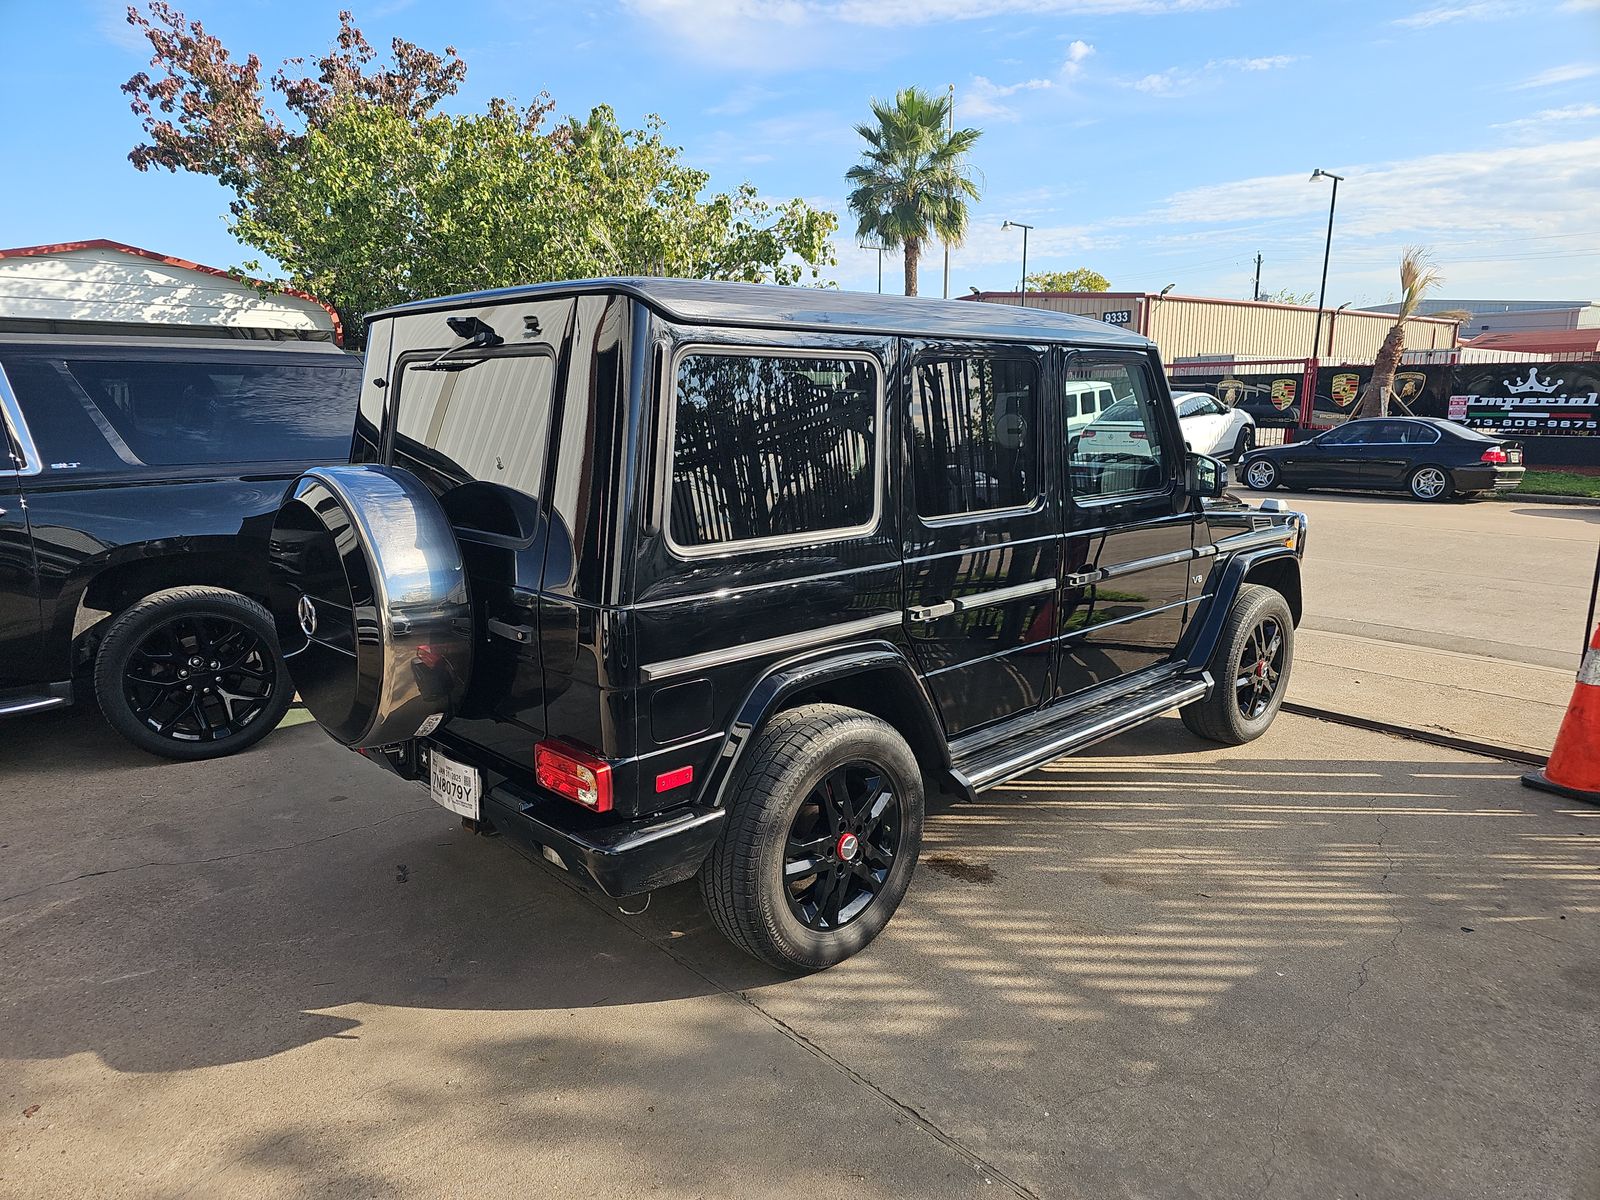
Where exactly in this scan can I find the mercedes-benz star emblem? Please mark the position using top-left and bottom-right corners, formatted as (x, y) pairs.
(297, 594), (319, 639)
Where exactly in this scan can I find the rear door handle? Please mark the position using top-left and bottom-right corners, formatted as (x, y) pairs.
(907, 600), (957, 623)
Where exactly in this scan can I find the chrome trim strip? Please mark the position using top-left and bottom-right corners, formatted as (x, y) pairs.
(640, 611), (901, 682)
(0, 364), (42, 477)
(0, 694), (69, 717)
(606, 807), (725, 853)
(631, 559), (897, 611)
(1096, 546), (1198, 581)
(1214, 526), (1297, 554)
(968, 678), (1208, 788)
(956, 576), (1057, 610)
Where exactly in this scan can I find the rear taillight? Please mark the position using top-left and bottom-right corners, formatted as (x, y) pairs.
(535, 741), (613, 812)
(1480, 447), (1508, 464)
(1080, 430), (1096, 439)
(1130, 431), (1148, 440)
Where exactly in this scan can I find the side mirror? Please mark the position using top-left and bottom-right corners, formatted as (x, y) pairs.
(1185, 451), (1227, 499)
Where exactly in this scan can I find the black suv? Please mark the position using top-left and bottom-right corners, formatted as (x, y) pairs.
(268, 280), (1306, 970)
(0, 335), (360, 757)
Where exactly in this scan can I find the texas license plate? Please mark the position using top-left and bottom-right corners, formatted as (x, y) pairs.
(428, 748), (481, 820)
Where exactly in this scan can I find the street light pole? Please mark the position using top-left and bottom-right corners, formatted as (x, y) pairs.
(1308, 168), (1344, 365)
(1002, 220), (1034, 307)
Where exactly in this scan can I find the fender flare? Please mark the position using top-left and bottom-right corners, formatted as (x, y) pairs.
(701, 639), (948, 810)
(1178, 547), (1302, 670)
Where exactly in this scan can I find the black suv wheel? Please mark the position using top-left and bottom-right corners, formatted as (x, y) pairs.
(700, 704), (924, 972)
(1180, 583), (1294, 746)
(93, 586), (293, 760)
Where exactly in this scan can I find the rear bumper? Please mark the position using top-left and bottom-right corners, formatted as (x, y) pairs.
(482, 785), (724, 898)
(1453, 464), (1525, 492)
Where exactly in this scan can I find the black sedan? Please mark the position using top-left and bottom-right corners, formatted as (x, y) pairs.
(1237, 417), (1524, 501)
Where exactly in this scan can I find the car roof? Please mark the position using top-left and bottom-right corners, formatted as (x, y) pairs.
(0, 333), (351, 358)
(368, 277), (1156, 349)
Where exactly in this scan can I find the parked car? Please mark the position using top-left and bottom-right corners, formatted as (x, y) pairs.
(267, 280), (1306, 971)
(1237, 416), (1524, 501)
(1173, 390), (1256, 460)
(1078, 390), (1255, 465)
(0, 335), (362, 757)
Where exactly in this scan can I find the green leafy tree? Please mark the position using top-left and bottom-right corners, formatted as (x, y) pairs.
(122, 5), (835, 341)
(846, 87), (981, 297)
(1025, 269), (1110, 293)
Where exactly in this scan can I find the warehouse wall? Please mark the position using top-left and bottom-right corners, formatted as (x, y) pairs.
(971, 291), (1458, 363)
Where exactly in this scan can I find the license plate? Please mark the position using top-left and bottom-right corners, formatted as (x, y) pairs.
(428, 748), (481, 820)
(1506, 447), (1522, 464)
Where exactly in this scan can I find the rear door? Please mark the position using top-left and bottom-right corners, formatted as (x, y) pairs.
(902, 342), (1058, 736)
(1058, 350), (1197, 694)
(0, 371), (42, 689)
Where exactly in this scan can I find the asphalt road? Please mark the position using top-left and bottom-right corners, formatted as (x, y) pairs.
(1271, 490), (1598, 671)
(4, 705), (1596, 1199)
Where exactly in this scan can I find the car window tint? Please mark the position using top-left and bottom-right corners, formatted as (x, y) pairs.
(1397, 422), (1436, 444)
(670, 352), (878, 549)
(396, 352), (556, 497)
(911, 355), (1039, 518)
(1065, 394), (1080, 419)
(12, 357), (359, 469)
(1068, 356), (1169, 500)
(0, 358), (126, 471)
(1176, 395), (1208, 418)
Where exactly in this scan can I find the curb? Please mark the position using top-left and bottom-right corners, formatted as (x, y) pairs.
(1282, 701), (1547, 767)
(1488, 491), (1600, 506)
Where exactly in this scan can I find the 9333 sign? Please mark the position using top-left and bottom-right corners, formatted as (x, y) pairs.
(1101, 310), (1132, 326)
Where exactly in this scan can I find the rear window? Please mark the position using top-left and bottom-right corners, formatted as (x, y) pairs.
(1, 355), (359, 470)
(394, 351), (556, 496)
(669, 351), (879, 551)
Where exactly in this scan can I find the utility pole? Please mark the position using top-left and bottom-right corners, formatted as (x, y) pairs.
(1308, 169), (1345, 364)
(1253, 253), (1262, 302)
(942, 82), (954, 300)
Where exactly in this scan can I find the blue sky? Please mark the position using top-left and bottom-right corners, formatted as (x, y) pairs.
(3, 0), (1597, 307)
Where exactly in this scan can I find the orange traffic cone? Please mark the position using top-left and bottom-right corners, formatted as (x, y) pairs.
(1522, 622), (1600, 805)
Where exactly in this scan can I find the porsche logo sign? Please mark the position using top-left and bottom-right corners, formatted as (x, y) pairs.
(1270, 378), (1298, 411)
(1330, 372), (1359, 408)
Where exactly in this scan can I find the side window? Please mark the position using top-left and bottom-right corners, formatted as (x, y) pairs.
(395, 351), (556, 495)
(1064, 394), (1080, 420)
(669, 351), (878, 551)
(1068, 356), (1170, 500)
(911, 354), (1040, 518)
(0, 358), (129, 472)
(1397, 422), (1436, 444)
(1176, 394), (1209, 418)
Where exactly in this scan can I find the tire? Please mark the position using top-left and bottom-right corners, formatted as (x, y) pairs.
(1243, 458), (1279, 491)
(93, 586), (293, 761)
(1408, 464), (1453, 502)
(700, 704), (924, 972)
(1228, 425), (1254, 463)
(1180, 583), (1294, 746)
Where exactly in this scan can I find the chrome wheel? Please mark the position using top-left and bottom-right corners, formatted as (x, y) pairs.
(1245, 460), (1277, 490)
(1235, 615), (1285, 720)
(784, 761), (902, 931)
(1410, 466), (1448, 500)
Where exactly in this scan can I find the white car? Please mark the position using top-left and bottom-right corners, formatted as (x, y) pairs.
(1172, 390), (1255, 461)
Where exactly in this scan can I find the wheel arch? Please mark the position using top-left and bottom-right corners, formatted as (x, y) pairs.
(1180, 547), (1302, 671)
(703, 641), (949, 810)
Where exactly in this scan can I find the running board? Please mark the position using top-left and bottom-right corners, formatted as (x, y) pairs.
(0, 681), (73, 718)
(958, 674), (1211, 792)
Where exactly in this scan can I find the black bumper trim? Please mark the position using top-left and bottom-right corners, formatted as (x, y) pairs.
(482, 787), (725, 898)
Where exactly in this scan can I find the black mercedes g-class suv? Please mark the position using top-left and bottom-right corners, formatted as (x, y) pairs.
(269, 280), (1305, 971)
(0, 335), (360, 757)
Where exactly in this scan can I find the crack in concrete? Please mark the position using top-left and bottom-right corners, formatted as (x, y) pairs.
(0, 807), (439, 907)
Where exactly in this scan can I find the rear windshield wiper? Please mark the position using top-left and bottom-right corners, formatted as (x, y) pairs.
(418, 316), (504, 371)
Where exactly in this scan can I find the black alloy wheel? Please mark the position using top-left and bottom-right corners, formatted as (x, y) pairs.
(1234, 613), (1286, 720)
(783, 761), (902, 931)
(94, 587), (293, 760)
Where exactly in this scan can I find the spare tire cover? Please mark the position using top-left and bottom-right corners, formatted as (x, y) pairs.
(270, 465), (472, 748)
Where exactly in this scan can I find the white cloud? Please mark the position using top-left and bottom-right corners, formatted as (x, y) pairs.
(1063, 39), (1096, 76)
(1393, 2), (1520, 28)
(963, 75), (1056, 120)
(1129, 53), (1295, 96)
(622, 0), (1225, 67)
(1492, 103), (1600, 130)
(1512, 62), (1600, 89)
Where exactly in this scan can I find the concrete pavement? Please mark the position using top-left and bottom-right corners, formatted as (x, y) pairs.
(4, 704), (1596, 1198)
(1264, 490), (1597, 755)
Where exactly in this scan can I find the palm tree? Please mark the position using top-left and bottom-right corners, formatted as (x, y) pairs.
(1351, 246), (1444, 418)
(846, 88), (981, 297)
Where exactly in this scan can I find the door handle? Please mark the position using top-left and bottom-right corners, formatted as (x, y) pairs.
(1064, 570), (1103, 588)
(907, 600), (957, 623)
